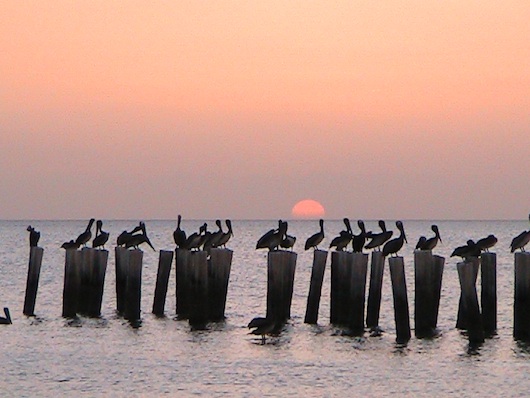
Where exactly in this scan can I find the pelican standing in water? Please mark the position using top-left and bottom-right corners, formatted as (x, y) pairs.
(27, 226), (40, 247)
(248, 316), (280, 344)
(510, 214), (530, 253)
(173, 215), (187, 249)
(0, 308), (12, 325)
(305, 219), (324, 250)
(75, 218), (95, 248)
(365, 220), (392, 251)
(92, 220), (110, 249)
(382, 221), (407, 257)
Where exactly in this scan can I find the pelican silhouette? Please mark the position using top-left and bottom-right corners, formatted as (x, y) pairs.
(27, 225), (40, 247)
(173, 215), (187, 249)
(216, 220), (233, 248)
(451, 240), (481, 260)
(280, 224), (296, 251)
(329, 218), (353, 251)
(476, 234), (498, 252)
(0, 308), (11, 325)
(205, 220), (224, 251)
(352, 220), (368, 253)
(416, 225), (442, 251)
(256, 220), (286, 251)
(75, 218), (95, 248)
(186, 223), (207, 251)
(92, 220), (109, 249)
(365, 220), (393, 251)
(248, 316), (279, 344)
(382, 221), (407, 257)
(117, 223), (143, 247)
(415, 236), (427, 250)
(510, 214), (530, 253)
(125, 222), (155, 251)
(305, 219), (324, 250)
(61, 240), (80, 250)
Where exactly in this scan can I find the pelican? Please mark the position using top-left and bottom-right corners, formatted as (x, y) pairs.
(510, 214), (530, 253)
(329, 218), (353, 251)
(125, 222), (155, 251)
(216, 220), (234, 248)
(186, 223), (207, 251)
(205, 220), (224, 251)
(61, 240), (80, 250)
(365, 220), (393, 251)
(27, 226), (40, 247)
(173, 215), (187, 249)
(382, 221), (407, 257)
(415, 236), (427, 250)
(352, 220), (368, 253)
(0, 308), (12, 325)
(75, 218), (95, 248)
(92, 220), (109, 249)
(256, 220), (286, 251)
(304, 219), (324, 250)
(248, 316), (279, 344)
(280, 226), (296, 251)
(476, 234), (498, 252)
(416, 225), (442, 251)
(451, 240), (481, 260)
(117, 223), (142, 247)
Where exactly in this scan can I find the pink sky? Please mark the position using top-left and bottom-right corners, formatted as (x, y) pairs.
(1, 2), (529, 220)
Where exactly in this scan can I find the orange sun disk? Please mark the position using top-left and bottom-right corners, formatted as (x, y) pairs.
(291, 199), (325, 219)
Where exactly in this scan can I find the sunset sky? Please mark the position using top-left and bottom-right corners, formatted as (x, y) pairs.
(1, 1), (529, 220)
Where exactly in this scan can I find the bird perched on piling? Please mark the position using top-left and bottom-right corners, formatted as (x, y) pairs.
(117, 223), (143, 247)
(186, 223), (207, 251)
(215, 220), (234, 248)
(204, 220), (224, 252)
(75, 218), (95, 248)
(365, 220), (392, 251)
(451, 240), (481, 260)
(125, 222), (155, 251)
(61, 240), (80, 250)
(382, 221), (407, 257)
(352, 220), (368, 253)
(173, 215), (187, 249)
(510, 214), (530, 253)
(305, 219), (324, 250)
(256, 220), (287, 251)
(0, 308), (11, 325)
(416, 225), (442, 251)
(329, 218), (353, 251)
(27, 225), (40, 247)
(476, 234), (498, 253)
(280, 226), (296, 251)
(247, 316), (280, 344)
(92, 220), (109, 249)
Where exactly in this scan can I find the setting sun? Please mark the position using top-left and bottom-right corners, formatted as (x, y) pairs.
(291, 199), (325, 219)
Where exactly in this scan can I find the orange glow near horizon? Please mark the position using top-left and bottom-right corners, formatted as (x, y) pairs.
(292, 200), (326, 219)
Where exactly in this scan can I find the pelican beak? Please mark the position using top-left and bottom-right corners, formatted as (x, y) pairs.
(439, 236), (443, 244)
(404, 233), (408, 244)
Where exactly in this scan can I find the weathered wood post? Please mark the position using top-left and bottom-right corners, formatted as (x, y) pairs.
(457, 260), (484, 343)
(349, 252), (368, 335)
(330, 251), (352, 325)
(389, 256), (411, 344)
(125, 249), (143, 324)
(77, 248), (95, 315)
(176, 248), (191, 319)
(115, 247), (129, 315)
(432, 255), (445, 330)
(304, 250), (328, 324)
(514, 252), (530, 340)
(152, 250), (174, 317)
(267, 250), (297, 323)
(188, 251), (209, 329)
(481, 252), (497, 334)
(62, 249), (81, 318)
(207, 248), (233, 321)
(456, 257), (479, 330)
(414, 250), (435, 338)
(89, 249), (108, 318)
(23, 246), (44, 316)
(366, 251), (385, 330)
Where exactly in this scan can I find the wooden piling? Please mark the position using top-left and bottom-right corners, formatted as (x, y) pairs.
(349, 252), (368, 335)
(266, 250), (297, 324)
(456, 257), (479, 330)
(366, 251), (385, 329)
(330, 251), (352, 325)
(89, 249), (108, 318)
(175, 248), (191, 319)
(188, 251), (209, 329)
(23, 246), (44, 316)
(389, 257), (411, 344)
(481, 252), (497, 334)
(514, 252), (530, 340)
(432, 255), (445, 330)
(125, 249), (143, 323)
(304, 250), (328, 324)
(414, 250), (435, 338)
(457, 260), (484, 343)
(152, 250), (174, 316)
(62, 249), (81, 318)
(115, 247), (129, 315)
(207, 248), (233, 321)
(77, 248), (95, 315)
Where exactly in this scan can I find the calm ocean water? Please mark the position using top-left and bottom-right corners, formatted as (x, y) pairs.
(1, 219), (530, 396)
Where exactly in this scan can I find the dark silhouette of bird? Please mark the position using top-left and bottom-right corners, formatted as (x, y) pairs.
(329, 218), (353, 251)
(173, 215), (187, 249)
(61, 240), (80, 250)
(416, 225), (442, 251)
(365, 220), (393, 251)
(117, 223), (143, 247)
(92, 220), (109, 249)
(415, 236), (426, 250)
(247, 316), (280, 344)
(256, 220), (287, 251)
(205, 220), (224, 252)
(27, 225), (40, 248)
(125, 222), (155, 251)
(215, 220), (234, 248)
(510, 214), (530, 253)
(476, 234), (498, 253)
(186, 223), (207, 251)
(352, 220), (368, 252)
(305, 219), (325, 250)
(451, 240), (481, 260)
(0, 308), (11, 325)
(75, 218), (95, 248)
(382, 221), (407, 257)
(280, 226), (296, 251)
